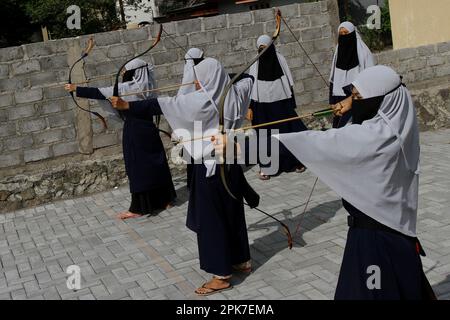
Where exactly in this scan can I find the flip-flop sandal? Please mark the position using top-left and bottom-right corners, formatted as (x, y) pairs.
(195, 283), (233, 296)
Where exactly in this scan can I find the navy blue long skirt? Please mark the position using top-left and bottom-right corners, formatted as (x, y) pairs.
(122, 115), (176, 214)
(251, 97), (307, 174)
(335, 201), (434, 300)
(187, 164), (250, 276)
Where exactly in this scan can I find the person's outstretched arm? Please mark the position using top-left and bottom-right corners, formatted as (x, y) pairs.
(110, 97), (162, 121)
(65, 84), (107, 100)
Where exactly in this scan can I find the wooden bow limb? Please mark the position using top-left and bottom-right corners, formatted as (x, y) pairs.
(68, 37), (107, 130)
(119, 81), (198, 98)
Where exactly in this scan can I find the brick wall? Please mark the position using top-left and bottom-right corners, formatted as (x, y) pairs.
(1, 0), (450, 212)
(0, 0), (338, 171)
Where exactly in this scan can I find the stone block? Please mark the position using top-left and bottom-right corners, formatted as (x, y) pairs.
(203, 15), (227, 30)
(107, 44), (135, 59)
(253, 8), (274, 23)
(189, 32), (215, 46)
(177, 19), (202, 34)
(121, 28), (149, 43)
(300, 2), (322, 15)
(89, 32), (121, 46)
(15, 89), (43, 104)
(12, 60), (40, 76)
(0, 93), (13, 108)
(215, 28), (240, 42)
(48, 111), (74, 128)
(0, 152), (21, 168)
(52, 141), (78, 157)
(228, 12), (252, 27)
(0, 77), (29, 92)
(241, 23), (264, 39)
(152, 51), (179, 65)
(0, 46), (24, 62)
(93, 133), (118, 149)
(5, 135), (33, 151)
(0, 123), (16, 137)
(33, 129), (63, 145)
(8, 104), (36, 120)
(301, 27), (323, 41)
(24, 146), (52, 163)
(20, 118), (47, 133)
(0, 64), (9, 79)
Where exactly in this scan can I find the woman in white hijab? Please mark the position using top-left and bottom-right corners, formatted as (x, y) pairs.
(178, 47), (204, 95)
(274, 65), (435, 299)
(111, 57), (257, 296)
(248, 35), (308, 180)
(65, 58), (176, 220)
(177, 48), (204, 189)
(329, 21), (375, 128)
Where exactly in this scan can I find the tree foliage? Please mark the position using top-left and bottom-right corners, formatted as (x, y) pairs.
(24, 0), (122, 39)
(0, 0), (36, 48)
(1, 0), (125, 47)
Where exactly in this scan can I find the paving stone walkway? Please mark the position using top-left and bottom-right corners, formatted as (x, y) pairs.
(1, 129), (450, 300)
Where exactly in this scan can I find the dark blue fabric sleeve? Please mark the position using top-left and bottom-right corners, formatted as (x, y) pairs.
(76, 87), (107, 100)
(128, 99), (162, 121)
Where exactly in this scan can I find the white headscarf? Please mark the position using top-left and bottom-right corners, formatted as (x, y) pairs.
(330, 22), (375, 97)
(158, 58), (252, 177)
(96, 58), (156, 118)
(98, 58), (155, 101)
(249, 35), (294, 103)
(178, 48), (204, 95)
(275, 66), (420, 237)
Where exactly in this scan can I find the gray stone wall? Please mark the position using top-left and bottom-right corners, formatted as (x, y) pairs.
(1, 0), (450, 212)
(0, 0), (336, 173)
(375, 43), (450, 131)
(1, 1), (339, 212)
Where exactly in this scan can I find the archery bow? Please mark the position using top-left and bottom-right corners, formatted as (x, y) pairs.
(279, 14), (337, 237)
(111, 24), (163, 137)
(218, 9), (281, 199)
(68, 37), (107, 129)
(113, 24), (163, 99)
(215, 9), (294, 249)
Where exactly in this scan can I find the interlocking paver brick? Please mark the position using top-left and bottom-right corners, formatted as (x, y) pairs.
(0, 129), (449, 299)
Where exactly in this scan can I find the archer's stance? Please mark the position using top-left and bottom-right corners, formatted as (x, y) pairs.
(65, 58), (176, 219)
(111, 58), (259, 296)
(248, 35), (308, 180)
(276, 66), (436, 300)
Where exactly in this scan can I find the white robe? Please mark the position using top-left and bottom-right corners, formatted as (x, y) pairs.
(275, 65), (420, 237)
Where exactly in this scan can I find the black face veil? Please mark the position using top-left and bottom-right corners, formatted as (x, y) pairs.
(257, 44), (284, 81)
(336, 31), (359, 70)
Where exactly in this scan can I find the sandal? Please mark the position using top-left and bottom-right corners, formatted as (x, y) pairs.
(195, 282), (233, 296)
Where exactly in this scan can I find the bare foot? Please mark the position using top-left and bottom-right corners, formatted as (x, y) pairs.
(117, 211), (143, 220)
(258, 172), (270, 181)
(195, 278), (232, 296)
(165, 203), (173, 210)
(295, 165), (306, 173)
